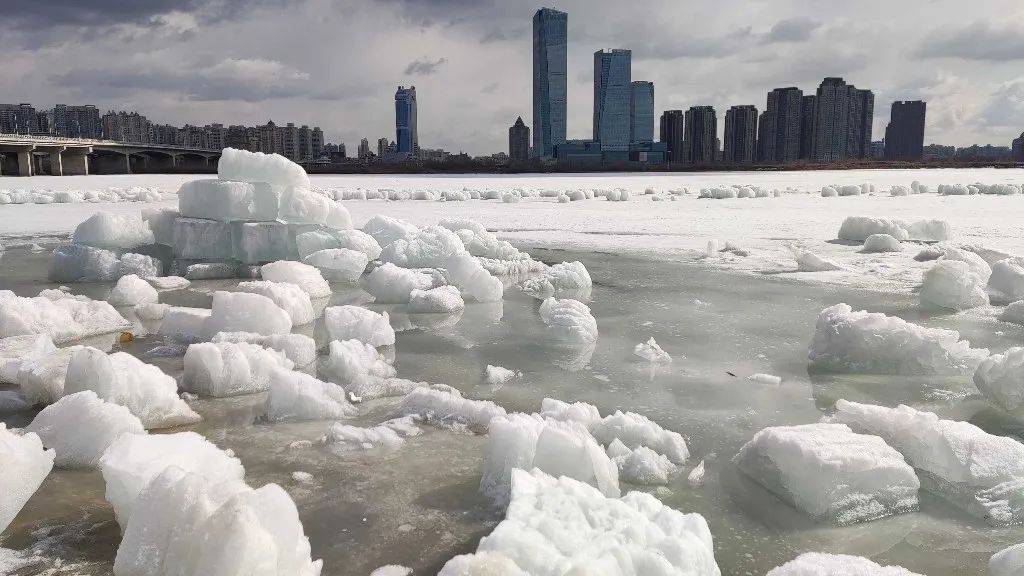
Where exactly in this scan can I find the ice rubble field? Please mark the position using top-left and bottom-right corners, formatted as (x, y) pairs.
(4, 155), (1024, 575)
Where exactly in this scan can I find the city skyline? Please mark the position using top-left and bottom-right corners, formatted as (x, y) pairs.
(1, 1), (1022, 155)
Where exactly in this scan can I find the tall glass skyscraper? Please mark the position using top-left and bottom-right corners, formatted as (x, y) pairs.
(593, 49), (631, 152)
(532, 8), (567, 159)
(395, 85), (418, 156)
(629, 81), (654, 144)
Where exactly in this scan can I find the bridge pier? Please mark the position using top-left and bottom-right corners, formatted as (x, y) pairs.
(47, 147), (66, 176)
(17, 149), (34, 176)
(63, 150), (90, 175)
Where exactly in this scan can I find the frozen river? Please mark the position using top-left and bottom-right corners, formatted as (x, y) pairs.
(2, 236), (1022, 575)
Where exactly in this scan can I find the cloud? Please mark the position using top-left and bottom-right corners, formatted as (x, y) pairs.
(976, 79), (1024, 129)
(761, 17), (820, 43)
(480, 27), (525, 44)
(404, 57), (449, 76)
(916, 21), (1024, 61)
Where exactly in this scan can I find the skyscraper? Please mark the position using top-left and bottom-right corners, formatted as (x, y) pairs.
(799, 95), (816, 160)
(682, 106), (717, 164)
(847, 88), (874, 159)
(395, 86), (418, 157)
(629, 81), (654, 144)
(757, 87), (802, 163)
(593, 49), (632, 152)
(884, 101), (926, 161)
(358, 138), (371, 159)
(1014, 132), (1024, 162)
(533, 7), (567, 159)
(508, 116), (530, 162)
(659, 110), (685, 163)
(51, 104), (102, 139)
(811, 78), (874, 162)
(724, 105), (758, 164)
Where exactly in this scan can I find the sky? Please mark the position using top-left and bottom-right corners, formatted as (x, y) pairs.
(3, 0), (1024, 155)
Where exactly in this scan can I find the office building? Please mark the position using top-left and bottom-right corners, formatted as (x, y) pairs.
(508, 116), (530, 162)
(629, 81), (654, 144)
(593, 49), (632, 152)
(659, 109), (685, 163)
(395, 85), (418, 156)
(532, 8), (567, 158)
(884, 101), (926, 161)
(1014, 132), (1024, 162)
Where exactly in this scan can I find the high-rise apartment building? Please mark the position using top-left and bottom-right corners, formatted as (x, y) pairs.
(508, 116), (530, 162)
(757, 87), (802, 163)
(1014, 132), (1024, 162)
(724, 105), (758, 164)
(884, 100), (926, 161)
(593, 49), (632, 152)
(0, 103), (40, 134)
(629, 81), (654, 144)
(395, 86), (418, 156)
(659, 110), (685, 163)
(799, 95), (816, 160)
(847, 87), (874, 159)
(52, 104), (102, 139)
(810, 78), (874, 162)
(358, 138), (371, 159)
(682, 106), (717, 164)
(532, 7), (567, 158)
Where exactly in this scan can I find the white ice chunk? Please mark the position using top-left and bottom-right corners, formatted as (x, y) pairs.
(808, 303), (988, 375)
(64, 347), (200, 429)
(108, 274), (159, 307)
(265, 366), (355, 421)
(445, 253), (504, 303)
(591, 410), (689, 464)
(203, 290), (293, 337)
(333, 229), (383, 261)
(172, 217), (233, 260)
(49, 244), (120, 282)
(975, 347), (1024, 412)
(16, 345), (82, 405)
(260, 260), (332, 298)
(141, 207), (178, 246)
(990, 258), (1024, 303)
(303, 248), (368, 282)
(793, 249), (842, 272)
(211, 331), (317, 367)
(178, 179), (280, 222)
(324, 305), (395, 346)
(72, 211), (154, 251)
(217, 147), (310, 189)
(538, 297), (599, 344)
(607, 440), (677, 485)
(520, 261), (592, 299)
(486, 365), (520, 386)
(539, 397), (602, 426)
(734, 423), (919, 524)
(766, 553), (924, 576)
(0, 334), (56, 384)
(409, 285), (465, 313)
(399, 385), (506, 432)
(906, 219), (952, 242)
(236, 280), (314, 325)
(118, 252), (162, 279)
(862, 233), (902, 253)
(365, 263), (434, 303)
(838, 216), (910, 242)
(1001, 301), (1024, 326)
(280, 186), (351, 230)
(0, 424), (54, 534)
(633, 337), (672, 363)
(159, 306), (210, 344)
(321, 339), (396, 394)
(232, 221), (291, 264)
(919, 260), (989, 310)
(990, 543), (1024, 576)
(324, 417), (420, 452)
(25, 390), (144, 468)
(183, 341), (294, 397)
(362, 215), (420, 247)
(0, 289), (130, 343)
(380, 225), (466, 268)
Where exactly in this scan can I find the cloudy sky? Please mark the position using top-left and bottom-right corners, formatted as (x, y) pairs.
(3, 0), (1023, 154)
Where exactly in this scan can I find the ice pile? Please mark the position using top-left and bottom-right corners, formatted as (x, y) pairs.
(808, 303), (988, 375)
(64, 346), (200, 429)
(324, 306), (395, 346)
(25, 390), (144, 468)
(265, 366), (355, 421)
(975, 347), (1024, 412)
(0, 289), (130, 343)
(826, 400), (1024, 524)
(183, 341), (294, 397)
(919, 260), (989, 310)
(520, 261), (592, 299)
(0, 423), (54, 534)
(989, 258), (1024, 303)
(0, 185), (162, 205)
(50, 213), (162, 282)
(766, 553), (923, 576)
(440, 469), (720, 576)
(538, 298), (599, 344)
(733, 423), (919, 524)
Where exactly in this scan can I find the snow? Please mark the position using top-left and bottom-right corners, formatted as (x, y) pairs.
(24, 390), (145, 468)
(324, 418), (420, 452)
(919, 260), (989, 310)
(0, 289), (130, 343)
(520, 261), (592, 299)
(826, 400), (1024, 522)
(203, 290), (293, 337)
(303, 248), (368, 282)
(538, 297), (599, 344)
(399, 385), (506, 432)
(71, 211), (154, 251)
(177, 179), (280, 222)
(159, 306), (211, 343)
(64, 347), (200, 429)
(323, 305), (396, 346)
(265, 365), (355, 421)
(862, 233), (902, 253)
(766, 553), (924, 575)
(733, 423), (919, 524)
(107, 274), (159, 306)
(217, 147), (310, 190)
(990, 258), (1024, 304)
(0, 423), (54, 534)
(365, 263), (436, 303)
(1001, 301), (1024, 326)
(990, 543), (1024, 576)
(409, 285), (465, 313)
(211, 331), (317, 367)
(808, 303), (988, 375)
(974, 347), (1024, 412)
(633, 337), (672, 363)
(481, 413), (620, 502)
(236, 280), (315, 325)
(443, 469), (720, 576)
(445, 252), (504, 302)
(260, 260), (332, 298)
(486, 364), (520, 386)
(99, 431), (246, 528)
(0, 334), (56, 384)
(183, 341), (294, 397)
(793, 249), (842, 272)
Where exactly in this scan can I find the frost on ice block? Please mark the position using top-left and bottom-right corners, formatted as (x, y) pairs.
(733, 423), (919, 525)
(808, 303), (988, 375)
(25, 390), (144, 468)
(0, 289), (130, 343)
(0, 423), (54, 534)
(826, 400), (1024, 524)
(441, 469), (720, 576)
(766, 552), (924, 576)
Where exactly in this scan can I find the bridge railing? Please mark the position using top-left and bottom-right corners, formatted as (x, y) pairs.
(0, 133), (220, 153)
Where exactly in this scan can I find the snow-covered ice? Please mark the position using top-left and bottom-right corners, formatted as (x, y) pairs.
(323, 306), (395, 347)
(766, 553), (923, 576)
(236, 280), (315, 325)
(183, 341), (294, 397)
(203, 290), (293, 337)
(0, 289), (130, 343)
(0, 423), (54, 534)
(974, 347), (1024, 412)
(265, 366), (355, 421)
(862, 233), (902, 253)
(217, 147), (310, 190)
(538, 297), (598, 344)
(260, 260), (332, 298)
(71, 211), (154, 251)
(25, 390), (144, 468)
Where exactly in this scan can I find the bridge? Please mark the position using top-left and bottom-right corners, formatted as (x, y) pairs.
(0, 134), (222, 176)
